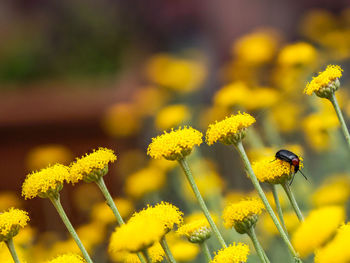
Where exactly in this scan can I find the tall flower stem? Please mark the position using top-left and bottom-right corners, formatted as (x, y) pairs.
(95, 177), (124, 225)
(49, 196), (93, 263)
(160, 236), (177, 263)
(141, 249), (152, 263)
(234, 141), (301, 261)
(329, 93), (350, 151)
(199, 242), (212, 262)
(5, 238), (21, 263)
(282, 183), (304, 222)
(178, 158), (227, 248)
(246, 227), (270, 263)
(271, 184), (288, 233)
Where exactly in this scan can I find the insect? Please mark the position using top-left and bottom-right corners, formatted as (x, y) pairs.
(274, 149), (307, 185)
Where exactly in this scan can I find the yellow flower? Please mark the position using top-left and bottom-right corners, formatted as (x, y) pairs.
(46, 254), (85, 263)
(259, 211), (299, 236)
(223, 198), (264, 233)
(270, 102), (303, 133)
(0, 192), (22, 212)
(252, 156), (303, 184)
(22, 164), (70, 199)
(304, 65), (343, 96)
(277, 42), (317, 66)
(155, 104), (191, 131)
(211, 242), (250, 263)
(130, 202), (183, 232)
(69, 148), (117, 183)
(0, 208), (29, 241)
(147, 127), (203, 161)
(124, 167), (167, 200)
(206, 112), (256, 145)
(169, 240), (200, 262)
(177, 217), (211, 243)
(311, 175), (350, 207)
(26, 144), (73, 171)
(109, 243), (164, 263)
(244, 87), (279, 111)
(149, 242), (165, 263)
(76, 222), (105, 253)
(315, 223), (350, 263)
(292, 206), (345, 258)
(213, 82), (250, 108)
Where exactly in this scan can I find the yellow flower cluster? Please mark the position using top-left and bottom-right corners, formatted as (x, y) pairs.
(315, 223), (350, 263)
(155, 104), (190, 131)
(304, 65), (343, 95)
(69, 148), (117, 184)
(292, 206), (345, 258)
(177, 217), (211, 243)
(222, 198), (264, 229)
(210, 242), (250, 263)
(277, 42), (317, 66)
(0, 208), (29, 241)
(46, 254), (86, 263)
(22, 164), (70, 199)
(147, 127), (203, 160)
(206, 112), (256, 145)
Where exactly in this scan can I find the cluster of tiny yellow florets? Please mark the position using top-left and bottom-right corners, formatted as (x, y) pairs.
(147, 127), (203, 160)
(206, 112), (256, 145)
(304, 65), (343, 95)
(0, 208), (29, 241)
(69, 148), (117, 184)
(46, 253), (86, 263)
(210, 242), (250, 263)
(22, 164), (70, 199)
(252, 157), (303, 184)
(222, 198), (264, 229)
(177, 218), (211, 243)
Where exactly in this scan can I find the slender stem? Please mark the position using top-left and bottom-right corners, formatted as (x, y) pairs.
(141, 249), (152, 263)
(95, 177), (146, 263)
(95, 177), (124, 225)
(246, 227), (270, 263)
(160, 236), (177, 263)
(329, 93), (350, 151)
(199, 242), (212, 262)
(282, 183), (304, 222)
(5, 238), (21, 263)
(49, 196), (93, 263)
(234, 141), (301, 261)
(178, 158), (227, 248)
(271, 184), (288, 234)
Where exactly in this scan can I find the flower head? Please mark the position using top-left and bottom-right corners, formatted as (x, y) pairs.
(223, 198), (264, 233)
(177, 217), (211, 243)
(292, 206), (345, 258)
(170, 240), (200, 262)
(147, 127), (203, 161)
(46, 254), (86, 263)
(206, 112), (256, 145)
(211, 242), (250, 263)
(277, 42), (317, 67)
(0, 208), (29, 241)
(22, 164), (70, 199)
(155, 104), (191, 131)
(69, 148), (117, 183)
(304, 65), (343, 98)
(252, 156), (303, 184)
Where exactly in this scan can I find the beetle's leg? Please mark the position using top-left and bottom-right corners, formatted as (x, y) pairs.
(289, 172), (296, 186)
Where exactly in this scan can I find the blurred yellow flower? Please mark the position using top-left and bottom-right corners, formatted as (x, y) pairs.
(133, 86), (169, 116)
(213, 81), (250, 108)
(292, 206), (345, 258)
(0, 208), (29, 241)
(315, 223), (350, 263)
(169, 240), (200, 262)
(22, 164), (70, 199)
(259, 211), (299, 236)
(46, 254), (86, 263)
(109, 243), (164, 263)
(277, 42), (317, 66)
(211, 242), (250, 263)
(72, 184), (104, 214)
(69, 148), (117, 184)
(155, 104), (191, 131)
(270, 102), (303, 133)
(26, 144), (73, 171)
(148, 242), (165, 263)
(124, 167), (166, 200)
(206, 112), (256, 145)
(76, 222), (106, 253)
(147, 127), (203, 160)
(0, 192), (22, 211)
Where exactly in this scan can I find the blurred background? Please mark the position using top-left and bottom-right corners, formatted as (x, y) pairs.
(1, 0), (350, 262)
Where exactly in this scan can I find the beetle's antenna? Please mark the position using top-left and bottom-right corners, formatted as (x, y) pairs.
(299, 170), (308, 180)
(269, 158), (276, 163)
(289, 173), (296, 186)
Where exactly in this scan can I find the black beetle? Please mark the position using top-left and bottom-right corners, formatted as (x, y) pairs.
(274, 149), (307, 185)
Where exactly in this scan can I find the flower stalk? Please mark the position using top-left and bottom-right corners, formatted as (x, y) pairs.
(160, 236), (177, 263)
(282, 183), (304, 222)
(246, 227), (270, 263)
(178, 158), (227, 248)
(199, 241), (212, 262)
(271, 184), (288, 233)
(141, 249), (152, 263)
(5, 238), (21, 263)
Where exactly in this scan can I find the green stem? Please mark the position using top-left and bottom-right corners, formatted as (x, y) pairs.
(234, 141), (301, 261)
(271, 184), (288, 234)
(5, 238), (21, 263)
(199, 242), (212, 262)
(178, 158), (227, 248)
(141, 249), (152, 263)
(160, 236), (177, 263)
(95, 177), (124, 225)
(49, 196), (93, 263)
(282, 183), (304, 222)
(246, 227), (270, 263)
(329, 93), (350, 151)
(95, 177), (146, 263)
